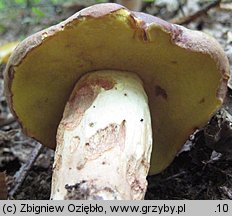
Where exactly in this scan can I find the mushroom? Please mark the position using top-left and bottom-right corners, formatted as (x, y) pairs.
(0, 41), (19, 65)
(4, 3), (230, 199)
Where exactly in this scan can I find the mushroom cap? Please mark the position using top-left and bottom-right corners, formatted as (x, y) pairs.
(4, 3), (230, 174)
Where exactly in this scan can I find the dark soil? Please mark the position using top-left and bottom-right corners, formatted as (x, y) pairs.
(0, 0), (232, 200)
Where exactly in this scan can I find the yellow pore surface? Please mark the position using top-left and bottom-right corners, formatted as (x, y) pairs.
(12, 10), (221, 174)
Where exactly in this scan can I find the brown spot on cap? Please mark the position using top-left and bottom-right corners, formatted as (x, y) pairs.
(155, 85), (168, 100)
(199, 98), (205, 104)
(171, 60), (177, 64)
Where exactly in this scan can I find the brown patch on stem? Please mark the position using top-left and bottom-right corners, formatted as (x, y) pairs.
(64, 180), (119, 200)
(62, 77), (115, 130)
(85, 120), (126, 160)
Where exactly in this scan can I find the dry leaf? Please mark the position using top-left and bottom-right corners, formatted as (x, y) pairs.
(219, 3), (232, 12)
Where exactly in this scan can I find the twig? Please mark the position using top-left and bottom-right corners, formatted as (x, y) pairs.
(220, 186), (232, 199)
(0, 172), (8, 200)
(160, 171), (186, 182)
(8, 142), (43, 198)
(170, 0), (221, 25)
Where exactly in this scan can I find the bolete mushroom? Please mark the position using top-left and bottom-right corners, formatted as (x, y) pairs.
(4, 3), (230, 199)
(0, 41), (19, 65)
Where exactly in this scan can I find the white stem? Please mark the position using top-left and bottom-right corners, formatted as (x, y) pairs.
(50, 70), (152, 200)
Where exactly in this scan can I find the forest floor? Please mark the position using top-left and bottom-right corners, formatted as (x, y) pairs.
(0, 0), (232, 199)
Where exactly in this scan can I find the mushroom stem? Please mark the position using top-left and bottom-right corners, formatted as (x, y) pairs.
(50, 70), (152, 200)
